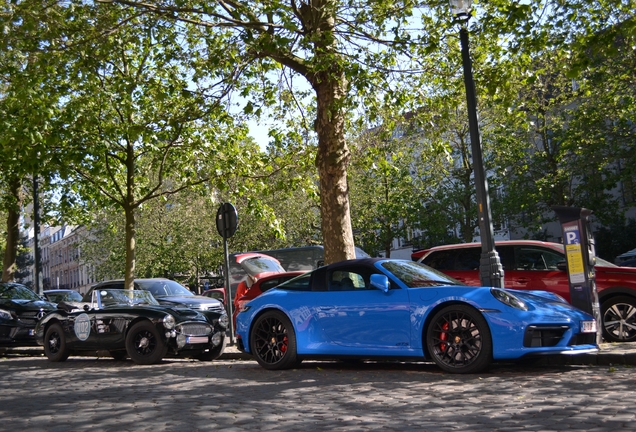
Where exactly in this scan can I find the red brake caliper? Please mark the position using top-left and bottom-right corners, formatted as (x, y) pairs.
(280, 335), (288, 353)
(439, 322), (449, 352)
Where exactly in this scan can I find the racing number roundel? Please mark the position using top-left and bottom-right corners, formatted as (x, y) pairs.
(74, 313), (91, 341)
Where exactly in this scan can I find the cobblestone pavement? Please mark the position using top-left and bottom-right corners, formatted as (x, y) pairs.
(1, 354), (634, 431)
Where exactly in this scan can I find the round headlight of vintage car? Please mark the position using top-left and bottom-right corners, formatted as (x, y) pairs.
(176, 333), (187, 348)
(218, 313), (229, 329)
(491, 288), (528, 311)
(163, 314), (176, 330)
(211, 332), (223, 347)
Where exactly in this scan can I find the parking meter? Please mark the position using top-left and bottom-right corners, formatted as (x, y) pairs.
(552, 206), (602, 344)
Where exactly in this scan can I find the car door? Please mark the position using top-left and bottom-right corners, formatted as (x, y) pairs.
(506, 245), (571, 300)
(312, 266), (411, 350)
(422, 248), (482, 286)
(85, 285), (128, 348)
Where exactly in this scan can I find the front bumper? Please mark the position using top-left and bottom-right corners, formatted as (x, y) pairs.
(0, 323), (39, 347)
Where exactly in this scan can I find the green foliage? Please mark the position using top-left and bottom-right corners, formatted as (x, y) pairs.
(3, 0), (636, 279)
(595, 219), (636, 263)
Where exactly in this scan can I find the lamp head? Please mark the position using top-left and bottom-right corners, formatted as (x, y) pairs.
(449, 0), (472, 20)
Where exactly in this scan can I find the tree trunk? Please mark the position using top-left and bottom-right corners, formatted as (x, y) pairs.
(123, 139), (136, 290)
(124, 205), (136, 290)
(2, 177), (24, 282)
(314, 76), (355, 264)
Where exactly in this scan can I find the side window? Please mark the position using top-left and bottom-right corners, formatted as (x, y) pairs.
(260, 278), (290, 293)
(279, 273), (312, 291)
(516, 247), (563, 271)
(423, 248), (480, 271)
(328, 270), (367, 291)
(495, 245), (515, 271)
(541, 248), (564, 270)
(422, 250), (455, 270)
(455, 249), (480, 270)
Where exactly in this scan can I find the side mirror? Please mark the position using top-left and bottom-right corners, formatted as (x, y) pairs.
(557, 261), (568, 272)
(370, 274), (390, 293)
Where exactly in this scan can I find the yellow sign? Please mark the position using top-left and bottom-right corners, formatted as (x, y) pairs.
(565, 243), (585, 283)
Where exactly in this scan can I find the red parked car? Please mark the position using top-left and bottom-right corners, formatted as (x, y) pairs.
(230, 253), (305, 327)
(412, 240), (636, 342)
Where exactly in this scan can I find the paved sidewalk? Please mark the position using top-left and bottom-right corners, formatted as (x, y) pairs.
(3, 341), (636, 366)
(3, 355), (636, 431)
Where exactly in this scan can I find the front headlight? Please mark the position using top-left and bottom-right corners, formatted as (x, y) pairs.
(0, 308), (13, 320)
(491, 288), (528, 311)
(218, 313), (229, 329)
(163, 314), (176, 330)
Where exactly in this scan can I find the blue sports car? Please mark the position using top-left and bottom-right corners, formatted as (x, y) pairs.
(235, 258), (598, 373)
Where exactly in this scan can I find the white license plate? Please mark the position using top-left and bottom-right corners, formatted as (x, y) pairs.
(580, 320), (597, 333)
(186, 336), (209, 344)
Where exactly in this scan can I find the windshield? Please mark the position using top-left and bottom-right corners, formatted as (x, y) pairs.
(136, 280), (194, 297)
(0, 283), (43, 301)
(241, 257), (285, 276)
(95, 289), (159, 307)
(381, 261), (461, 288)
(596, 257), (617, 267)
(46, 291), (83, 303)
(548, 243), (617, 267)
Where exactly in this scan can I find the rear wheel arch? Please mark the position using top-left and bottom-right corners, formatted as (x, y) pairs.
(598, 286), (636, 304)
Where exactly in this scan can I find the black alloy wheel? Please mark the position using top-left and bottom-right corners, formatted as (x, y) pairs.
(250, 311), (299, 370)
(44, 323), (70, 362)
(125, 321), (167, 365)
(601, 296), (636, 342)
(426, 305), (492, 374)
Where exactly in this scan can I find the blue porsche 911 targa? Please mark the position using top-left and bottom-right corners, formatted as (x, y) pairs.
(235, 259), (598, 373)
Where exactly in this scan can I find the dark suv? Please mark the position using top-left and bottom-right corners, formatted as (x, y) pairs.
(1, 282), (56, 346)
(412, 240), (636, 343)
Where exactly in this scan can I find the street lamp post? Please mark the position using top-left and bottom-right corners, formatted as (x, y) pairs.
(450, 0), (504, 288)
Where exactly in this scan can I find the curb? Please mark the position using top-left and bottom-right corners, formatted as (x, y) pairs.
(0, 346), (253, 361)
(3, 344), (634, 365)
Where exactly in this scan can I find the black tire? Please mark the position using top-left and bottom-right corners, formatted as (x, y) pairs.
(426, 305), (492, 374)
(601, 296), (636, 342)
(43, 323), (70, 362)
(195, 335), (227, 361)
(250, 310), (299, 370)
(125, 321), (167, 365)
(110, 351), (128, 361)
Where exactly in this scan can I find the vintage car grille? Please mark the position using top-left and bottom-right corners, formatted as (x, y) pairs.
(177, 323), (212, 336)
(523, 325), (568, 347)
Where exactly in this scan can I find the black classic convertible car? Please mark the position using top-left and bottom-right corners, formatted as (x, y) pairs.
(35, 288), (228, 364)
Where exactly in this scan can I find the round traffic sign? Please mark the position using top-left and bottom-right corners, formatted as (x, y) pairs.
(216, 202), (238, 239)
